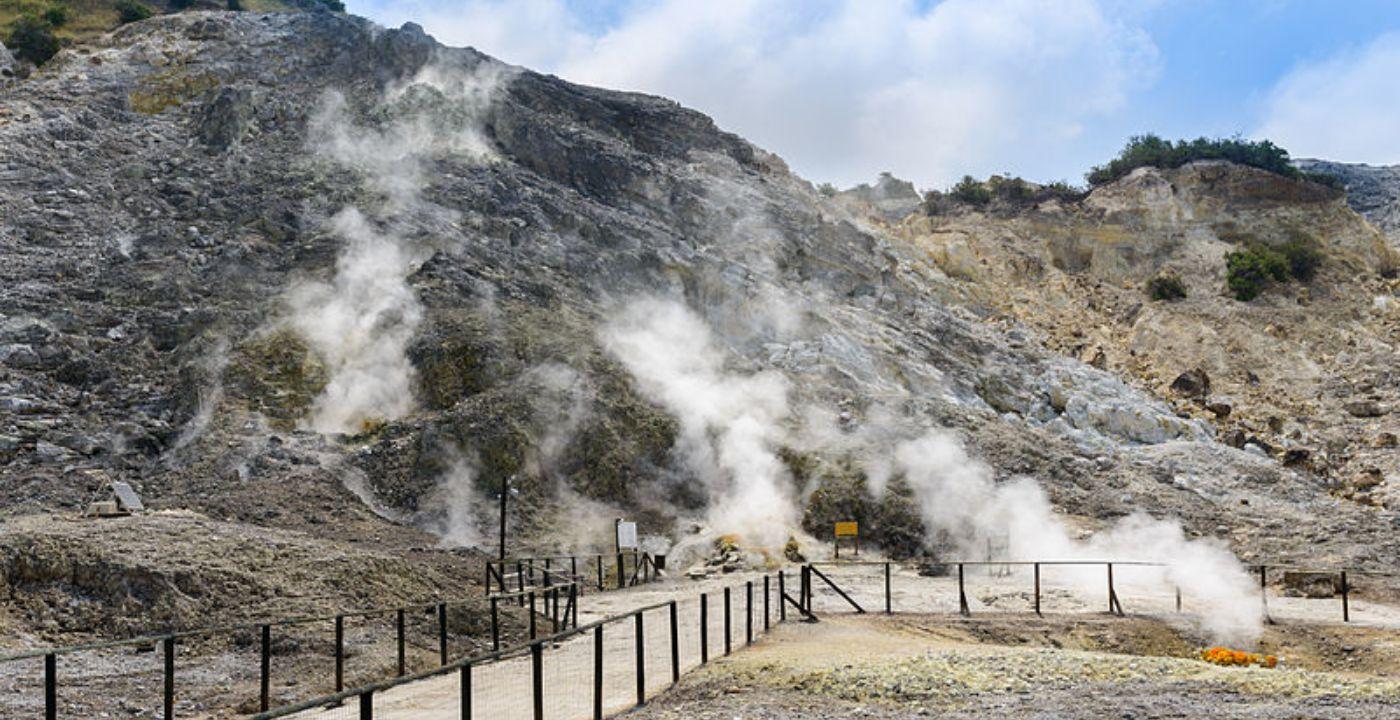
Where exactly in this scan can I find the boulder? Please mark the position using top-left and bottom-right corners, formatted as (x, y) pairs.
(1169, 368), (1211, 398)
(197, 86), (255, 152)
(1206, 398), (1233, 419)
(1345, 400), (1387, 418)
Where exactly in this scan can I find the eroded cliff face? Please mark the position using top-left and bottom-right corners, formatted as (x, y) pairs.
(1, 11), (1396, 637)
(893, 162), (1400, 511)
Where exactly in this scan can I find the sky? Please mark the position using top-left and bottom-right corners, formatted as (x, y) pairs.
(347, 0), (1400, 190)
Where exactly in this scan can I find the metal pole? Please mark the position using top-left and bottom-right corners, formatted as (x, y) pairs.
(571, 583), (580, 628)
(1108, 563), (1121, 616)
(593, 626), (604, 720)
(1341, 571), (1351, 622)
(635, 611), (646, 706)
(700, 593), (709, 664)
(438, 603), (449, 665)
(490, 598), (500, 651)
(746, 581), (753, 645)
(529, 591), (537, 640)
(45, 653), (56, 720)
(885, 562), (892, 614)
(498, 477), (508, 561)
(778, 572), (786, 622)
(517, 562), (525, 606)
(1175, 586), (1182, 613)
(958, 563), (970, 616)
(764, 575), (771, 630)
(1034, 562), (1041, 616)
(335, 615), (345, 693)
(163, 636), (175, 720)
(359, 690), (373, 720)
(597, 554), (604, 591)
(724, 587), (732, 655)
(572, 556), (579, 587)
(551, 588), (560, 634)
(396, 609), (406, 676)
(1260, 565), (1271, 623)
(531, 642), (544, 720)
(617, 552), (625, 589)
(669, 601), (680, 684)
(259, 624), (271, 712)
(460, 664), (471, 720)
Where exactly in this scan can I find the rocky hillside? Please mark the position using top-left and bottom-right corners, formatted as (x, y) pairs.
(888, 162), (1400, 512)
(1297, 159), (1400, 243)
(1, 10), (1397, 644)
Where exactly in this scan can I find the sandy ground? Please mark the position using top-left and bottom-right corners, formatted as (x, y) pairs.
(282, 564), (1400, 720)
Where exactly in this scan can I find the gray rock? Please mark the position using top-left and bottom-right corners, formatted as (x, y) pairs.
(1344, 400), (1386, 418)
(0, 40), (14, 80)
(1169, 368), (1210, 398)
(197, 86), (255, 152)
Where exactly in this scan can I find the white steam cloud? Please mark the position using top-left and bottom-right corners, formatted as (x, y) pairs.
(890, 430), (1262, 644)
(288, 59), (514, 434)
(601, 298), (799, 549)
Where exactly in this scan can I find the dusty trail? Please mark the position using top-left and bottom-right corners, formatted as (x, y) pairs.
(285, 563), (1400, 719)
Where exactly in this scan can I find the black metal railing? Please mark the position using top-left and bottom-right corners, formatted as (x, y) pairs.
(0, 578), (578, 720)
(484, 551), (659, 596)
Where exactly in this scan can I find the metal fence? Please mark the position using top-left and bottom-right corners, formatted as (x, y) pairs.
(0, 579), (579, 720)
(250, 574), (794, 720)
(3, 557), (1388, 718)
(484, 552), (659, 595)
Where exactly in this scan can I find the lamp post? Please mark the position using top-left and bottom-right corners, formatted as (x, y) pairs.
(498, 475), (517, 561)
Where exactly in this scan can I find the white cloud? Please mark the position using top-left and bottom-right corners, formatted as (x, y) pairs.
(1256, 31), (1400, 165)
(355, 0), (1158, 188)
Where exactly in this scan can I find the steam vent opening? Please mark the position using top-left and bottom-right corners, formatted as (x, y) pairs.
(3, 5), (1400, 719)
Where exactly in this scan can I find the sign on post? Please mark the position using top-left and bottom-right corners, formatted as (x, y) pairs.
(615, 520), (638, 550)
(834, 521), (859, 558)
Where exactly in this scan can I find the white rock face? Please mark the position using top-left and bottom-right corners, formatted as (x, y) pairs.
(0, 40), (15, 79)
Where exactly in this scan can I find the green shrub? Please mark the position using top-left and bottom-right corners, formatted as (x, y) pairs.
(4, 15), (61, 65)
(949, 175), (991, 206)
(115, 0), (153, 23)
(1088, 133), (1314, 186)
(41, 5), (68, 27)
(1226, 250), (1275, 301)
(169, 0), (195, 9)
(1278, 234), (1323, 282)
(1146, 273), (1187, 301)
(227, 0), (243, 8)
(816, 182), (837, 197)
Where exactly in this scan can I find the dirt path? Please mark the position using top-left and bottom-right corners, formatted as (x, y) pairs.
(283, 564), (1400, 719)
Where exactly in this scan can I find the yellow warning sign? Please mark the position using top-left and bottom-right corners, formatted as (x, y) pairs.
(834, 521), (859, 538)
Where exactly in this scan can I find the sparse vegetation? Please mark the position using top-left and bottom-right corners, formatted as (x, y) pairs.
(4, 14), (60, 65)
(1087, 134), (1342, 190)
(1146, 273), (1187, 302)
(816, 182), (837, 198)
(40, 4), (66, 27)
(1225, 248), (1277, 302)
(1224, 236), (1322, 301)
(114, 0), (152, 23)
(949, 175), (992, 206)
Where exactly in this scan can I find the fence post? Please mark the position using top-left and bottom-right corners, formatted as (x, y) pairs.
(635, 611), (646, 706)
(1033, 563), (1041, 616)
(1259, 565), (1271, 623)
(571, 583), (580, 628)
(490, 597), (500, 651)
(44, 652), (56, 720)
(396, 609), (406, 676)
(529, 591), (537, 640)
(335, 614), (345, 693)
(593, 626), (604, 720)
(359, 689), (373, 720)
(724, 587), (732, 655)
(163, 636), (175, 720)
(1107, 563), (1124, 616)
(1175, 586), (1182, 613)
(438, 602), (449, 665)
(746, 581), (753, 645)
(669, 601), (680, 684)
(885, 562), (892, 614)
(572, 555), (579, 586)
(517, 562), (526, 606)
(764, 575), (771, 630)
(617, 553), (626, 589)
(531, 642), (544, 720)
(551, 588), (560, 633)
(460, 663), (472, 720)
(1341, 571), (1351, 622)
(596, 554), (604, 591)
(259, 624), (271, 712)
(958, 563), (970, 616)
(700, 593), (709, 664)
(778, 571), (786, 622)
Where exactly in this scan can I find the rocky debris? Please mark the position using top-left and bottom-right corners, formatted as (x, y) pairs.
(1296, 159), (1400, 244)
(1345, 400), (1387, 418)
(685, 535), (748, 579)
(0, 40), (15, 81)
(1206, 398), (1233, 419)
(1283, 571), (1341, 598)
(196, 84), (255, 151)
(1170, 368), (1211, 398)
(834, 172), (923, 223)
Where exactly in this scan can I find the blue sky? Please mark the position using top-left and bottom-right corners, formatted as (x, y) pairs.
(348, 0), (1400, 189)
